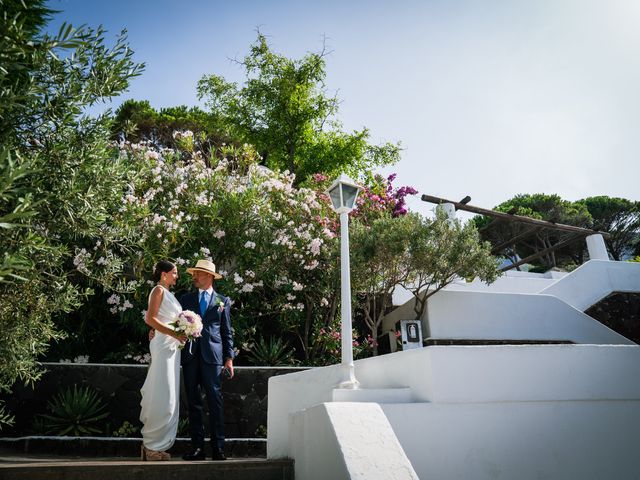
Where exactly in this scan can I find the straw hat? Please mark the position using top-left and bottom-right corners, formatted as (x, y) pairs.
(186, 259), (223, 279)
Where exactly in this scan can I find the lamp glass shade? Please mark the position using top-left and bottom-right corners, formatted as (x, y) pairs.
(328, 184), (343, 211)
(341, 184), (359, 209)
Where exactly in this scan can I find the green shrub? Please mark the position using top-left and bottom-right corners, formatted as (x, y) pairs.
(38, 385), (109, 436)
(112, 420), (139, 437)
(0, 0), (142, 428)
(247, 336), (297, 366)
(178, 418), (190, 437)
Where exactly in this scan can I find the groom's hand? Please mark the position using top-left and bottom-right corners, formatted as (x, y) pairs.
(223, 358), (234, 379)
(148, 329), (155, 342)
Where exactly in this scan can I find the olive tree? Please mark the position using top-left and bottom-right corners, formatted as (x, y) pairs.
(405, 209), (501, 322)
(0, 0), (142, 427)
(350, 208), (500, 354)
(350, 213), (417, 355)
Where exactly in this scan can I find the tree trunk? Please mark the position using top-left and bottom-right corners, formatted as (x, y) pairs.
(362, 294), (377, 355)
(296, 331), (308, 361)
(371, 293), (392, 356)
(412, 288), (429, 322)
(287, 143), (296, 179)
(303, 295), (313, 360)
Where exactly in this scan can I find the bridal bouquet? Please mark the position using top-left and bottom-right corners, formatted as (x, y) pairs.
(170, 310), (203, 349)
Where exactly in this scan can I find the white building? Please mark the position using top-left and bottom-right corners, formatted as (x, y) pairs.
(267, 242), (640, 479)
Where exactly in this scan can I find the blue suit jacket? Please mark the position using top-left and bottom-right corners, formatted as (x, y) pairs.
(179, 291), (234, 365)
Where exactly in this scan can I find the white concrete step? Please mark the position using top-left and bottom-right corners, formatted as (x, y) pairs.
(332, 387), (412, 403)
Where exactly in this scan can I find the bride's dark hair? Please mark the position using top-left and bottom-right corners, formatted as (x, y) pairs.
(152, 260), (176, 282)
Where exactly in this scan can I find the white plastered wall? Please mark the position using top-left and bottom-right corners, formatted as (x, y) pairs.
(425, 290), (633, 344)
(291, 403), (419, 480)
(268, 344), (640, 458)
(383, 260), (640, 342)
(540, 259), (640, 310)
(384, 400), (640, 480)
(268, 260), (640, 479)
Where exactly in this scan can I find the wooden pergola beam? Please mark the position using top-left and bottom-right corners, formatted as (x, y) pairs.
(490, 226), (541, 255)
(478, 207), (519, 234)
(500, 233), (587, 271)
(421, 194), (609, 238)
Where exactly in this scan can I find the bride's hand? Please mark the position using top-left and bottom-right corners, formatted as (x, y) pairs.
(174, 333), (188, 344)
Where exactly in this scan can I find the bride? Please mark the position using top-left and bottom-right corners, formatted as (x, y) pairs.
(139, 260), (187, 461)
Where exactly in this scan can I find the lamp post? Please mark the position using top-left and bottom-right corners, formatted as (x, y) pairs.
(326, 174), (362, 389)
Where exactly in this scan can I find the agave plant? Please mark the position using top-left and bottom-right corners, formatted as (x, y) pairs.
(0, 402), (14, 429)
(247, 336), (296, 366)
(178, 417), (190, 437)
(39, 385), (109, 436)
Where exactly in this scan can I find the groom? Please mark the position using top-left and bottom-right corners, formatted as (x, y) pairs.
(180, 259), (235, 461)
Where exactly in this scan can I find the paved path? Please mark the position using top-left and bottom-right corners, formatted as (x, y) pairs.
(0, 451), (294, 480)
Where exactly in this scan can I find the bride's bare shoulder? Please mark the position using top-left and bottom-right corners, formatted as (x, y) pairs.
(150, 285), (165, 298)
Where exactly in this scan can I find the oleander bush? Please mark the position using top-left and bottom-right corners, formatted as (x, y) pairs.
(0, 0), (500, 431)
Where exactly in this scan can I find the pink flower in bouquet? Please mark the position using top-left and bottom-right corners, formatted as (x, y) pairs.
(170, 310), (203, 348)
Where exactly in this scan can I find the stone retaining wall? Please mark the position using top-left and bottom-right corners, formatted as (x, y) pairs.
(585, 291), (640, 344)
(1, 363), (306, 439)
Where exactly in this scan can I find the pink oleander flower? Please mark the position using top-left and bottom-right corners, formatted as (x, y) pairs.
(312, 173), (328, 182)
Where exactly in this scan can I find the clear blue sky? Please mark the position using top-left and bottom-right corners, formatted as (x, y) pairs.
(47, 0), (640, 218)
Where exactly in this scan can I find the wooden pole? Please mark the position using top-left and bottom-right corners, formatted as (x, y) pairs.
(421, 194), (609, 238)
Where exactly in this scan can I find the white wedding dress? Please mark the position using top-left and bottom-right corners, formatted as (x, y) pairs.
(140, 285), (182, 452)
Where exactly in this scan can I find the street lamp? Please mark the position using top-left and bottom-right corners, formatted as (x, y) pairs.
(326, 174), (362, 389)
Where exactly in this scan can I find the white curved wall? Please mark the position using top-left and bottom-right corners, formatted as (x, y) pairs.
(540, 259), (640, 310)
(445, 274), (557, 293)
(385, 260), (640, 342)
(426, 290), (633, 344)
(390, 271), (563, 308)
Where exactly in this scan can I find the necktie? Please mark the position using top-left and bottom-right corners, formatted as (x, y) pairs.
(199, 291), (208, 317)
